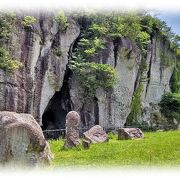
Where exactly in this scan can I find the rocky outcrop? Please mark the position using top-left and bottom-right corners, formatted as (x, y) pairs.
(83, 125), (108, 143)
(118, 128), (144, 140)
(0, 12), (176, 131)
(141, 37), (175, 127)
(0, 111), (53, 167)
(0, 12), (80, 127)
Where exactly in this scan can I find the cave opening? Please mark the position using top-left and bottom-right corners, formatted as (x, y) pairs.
(42, 68), (72, 133)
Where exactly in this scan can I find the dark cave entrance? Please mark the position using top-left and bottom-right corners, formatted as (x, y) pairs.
(42, 69), (72, 134)
(41, 67), (100, 138)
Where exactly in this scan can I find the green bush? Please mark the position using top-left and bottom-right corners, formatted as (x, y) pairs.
(69, 61), (117, 100)
(170, 67), (180, 93)
(136, 31), (150, 55)
(0, 47), (22, 73)
(159, 93), (180, 121)
(21, 16), (37, 27)
(74, 37), (105, 60)
(89, 23), (108, 37)
(55, 11), (68, 32)
(176, 48), (180, 58)
(0, 12), (16, 41)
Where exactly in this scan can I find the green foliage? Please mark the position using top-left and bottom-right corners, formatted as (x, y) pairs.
(52, 47), (62, 57)
(74, 37), (105, 60)
(170, 35), (180, 51)
(55, 11), (68, 32)
(126, 83), (144, 126)
(21, 16), (37, 27)
(108, 132), (118, 140)
(0, 12), (16, 41)
(136, 31), (150, 55)
(49, 131), (180, 167)
(74, 11), (179, 60)
(170, 67), (180, 93)
(176, 48), (180, 58)
(0, 12), (21, 73)
(69, 61), (117, 100)
(0, 47), (22, 73)
(159, 93), (180, 121)
(89, 23), (108, 37)
(160, 51), (174, 68)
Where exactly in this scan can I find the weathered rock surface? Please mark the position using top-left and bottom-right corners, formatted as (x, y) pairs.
(0, 12), (80, 127)
(141, 37), (175, 127)
(118, 128), (144, 140)
(83, 125), (108, 143)
(64, 111), (81, 148)
(0, 11), (176, 131)
(0, 111), (53, 167)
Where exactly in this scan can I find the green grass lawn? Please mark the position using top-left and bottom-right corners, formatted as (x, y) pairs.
(49, 130), (180, 168)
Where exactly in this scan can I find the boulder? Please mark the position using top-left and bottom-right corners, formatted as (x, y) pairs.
(64, 111), (81, 148)
(83, 125), (108, 143)
(0, 111), (53, 167)
(118, 128), (144, 140)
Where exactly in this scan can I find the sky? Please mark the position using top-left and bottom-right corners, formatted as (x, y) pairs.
(156, 11), (180, 36)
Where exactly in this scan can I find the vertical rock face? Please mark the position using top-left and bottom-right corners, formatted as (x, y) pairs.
(141, 37), (175, 126)
(0, 12), (176, 131)
(95, 38), (141, 129)
(0, 12), (80, 126)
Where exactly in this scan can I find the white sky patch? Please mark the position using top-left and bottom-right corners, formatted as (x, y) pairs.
(0, 0), (180, 11)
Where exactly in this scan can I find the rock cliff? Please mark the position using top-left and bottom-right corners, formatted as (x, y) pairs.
(0, 11), (177, 131)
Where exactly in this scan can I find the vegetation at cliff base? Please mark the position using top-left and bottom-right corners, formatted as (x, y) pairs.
(171, 66), (180, 94)
(159, 93), (180, 121)
(49, 131), (180, 167)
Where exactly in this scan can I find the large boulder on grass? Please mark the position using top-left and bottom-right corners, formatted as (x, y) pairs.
(83, 125), (108, 143)
(64, 111), (81, 148)
(0, 111), (53, 167)
(118, 128), (144, 140)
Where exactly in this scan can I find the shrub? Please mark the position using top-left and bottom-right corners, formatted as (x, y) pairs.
(69, 61), (117, 100)
(136, 31), (150, 55)
(22, 16), (37, 27)
(89, 23), (108, 37)
(176, 48), (180, 58)
(0, 47), (22, 73)
(75, 37), (105, 59)
(126, 83), (144, 125)
(159, 93), (180, 122)
(170, 67), (180, 93)
(55, 11), (68, 32)
(0, 12), (16, 41)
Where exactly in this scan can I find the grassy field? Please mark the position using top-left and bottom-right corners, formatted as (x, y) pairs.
(49, 130), (180, 168)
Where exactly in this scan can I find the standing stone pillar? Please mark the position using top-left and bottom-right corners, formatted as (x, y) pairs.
(64, 111), (81, 148)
